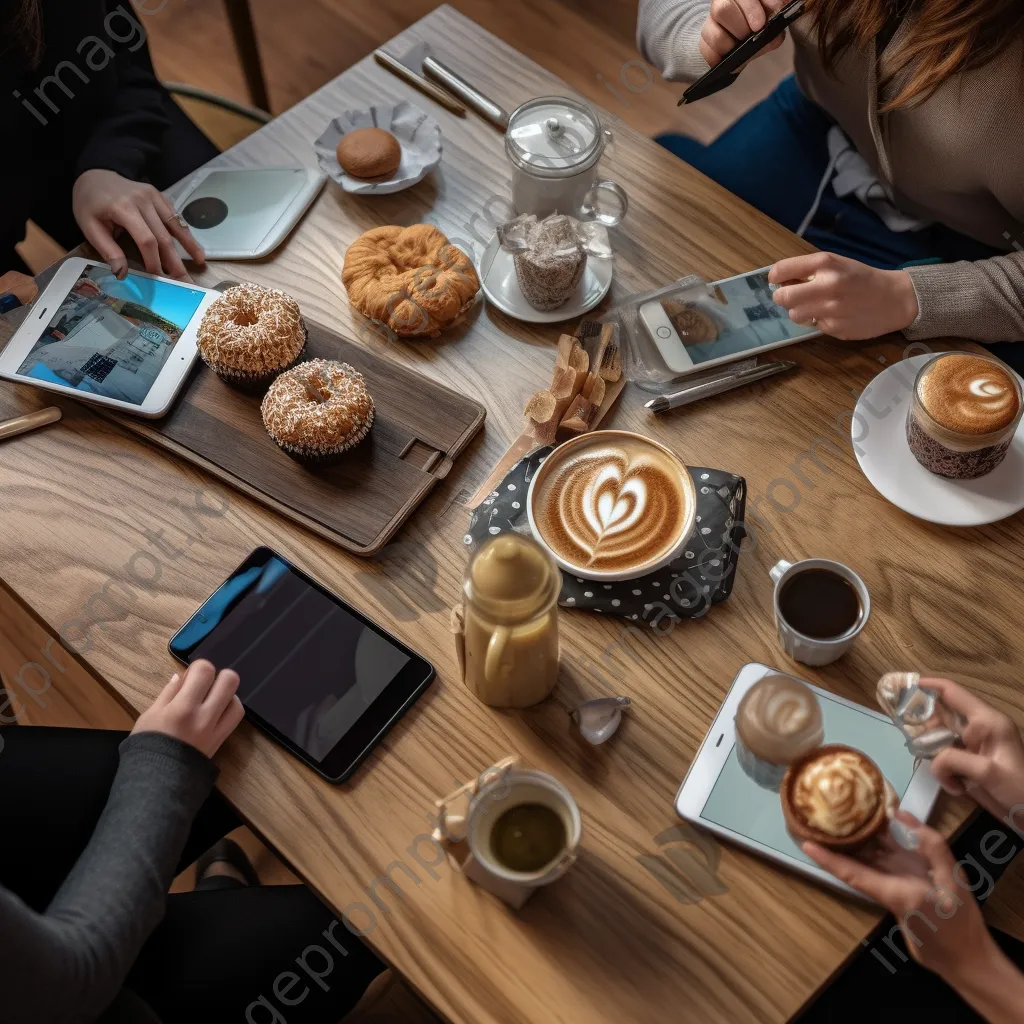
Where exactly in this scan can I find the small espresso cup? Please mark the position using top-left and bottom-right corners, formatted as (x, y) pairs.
(770, 558), (871, 667)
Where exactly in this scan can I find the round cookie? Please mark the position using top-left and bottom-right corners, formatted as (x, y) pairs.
(336, 127), (402, 180)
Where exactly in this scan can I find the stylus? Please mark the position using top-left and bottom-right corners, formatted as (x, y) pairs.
(373, 50), (468, 116)
(0, 406), (62, 441)
(645, 361), (797, 413)
(679, 0), (806, 105)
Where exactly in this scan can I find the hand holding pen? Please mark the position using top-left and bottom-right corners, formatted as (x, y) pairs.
(698, 0), (791, 70)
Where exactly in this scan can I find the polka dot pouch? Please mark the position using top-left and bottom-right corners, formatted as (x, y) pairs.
(466, 446), (747, 623)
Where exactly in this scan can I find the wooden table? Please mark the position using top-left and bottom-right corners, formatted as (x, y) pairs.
(2, 7), (1022, 1022)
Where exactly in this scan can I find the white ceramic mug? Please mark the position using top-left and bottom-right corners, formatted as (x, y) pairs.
(770, 558), (871, 667)
(436, 765), (582, 907)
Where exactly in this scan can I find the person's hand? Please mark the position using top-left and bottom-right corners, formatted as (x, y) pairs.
(805, 813), (998, 982)
(72, 168), (205, 282)
(769, 252), (920, 340)
(132, 660), (244, 758)
(699, 0), (787, 68)
(926, 677), (1024, 822)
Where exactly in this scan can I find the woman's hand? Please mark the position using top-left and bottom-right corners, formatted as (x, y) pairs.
(805, 813), (996, 980)
(769, 252), (920, 340)
(72, 168), (205, 282)
(699, 0), (787, 68)
(926, 677), (1024, 822)
(132, 660), (244, 758)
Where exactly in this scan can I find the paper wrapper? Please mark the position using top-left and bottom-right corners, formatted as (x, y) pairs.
(313, 101), (443, 195)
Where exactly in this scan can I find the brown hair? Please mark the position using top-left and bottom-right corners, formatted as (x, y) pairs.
(10, 0), (44, 67)
(805, 0), (1024, 110)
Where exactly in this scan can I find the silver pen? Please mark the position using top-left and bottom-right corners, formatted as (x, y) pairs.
(645, 360), (797, 413)
(422, 57), (510, 130)
(0, 406), (62, 440)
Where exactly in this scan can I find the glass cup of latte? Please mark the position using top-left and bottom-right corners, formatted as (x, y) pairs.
(906, 351), (1023, 479)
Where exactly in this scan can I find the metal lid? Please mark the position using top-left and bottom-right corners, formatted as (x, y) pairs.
(505, 96), (604, 177)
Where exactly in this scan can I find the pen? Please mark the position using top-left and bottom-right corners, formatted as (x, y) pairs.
(645, 361), (797, 413)
(373, 50), (468, 116)
(0, 406), (62, 441)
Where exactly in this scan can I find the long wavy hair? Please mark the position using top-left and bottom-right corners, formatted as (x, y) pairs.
(805, 0), (1024, 110)
(10, 0), (44, 66)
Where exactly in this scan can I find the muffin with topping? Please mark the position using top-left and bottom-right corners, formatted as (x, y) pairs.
(198, 282), (307, 389)
(261, 358), (374, 462)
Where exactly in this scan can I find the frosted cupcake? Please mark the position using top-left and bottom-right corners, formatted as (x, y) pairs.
(735, 674), (824, 791)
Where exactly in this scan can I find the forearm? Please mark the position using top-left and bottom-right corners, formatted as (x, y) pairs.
(637, 0), (712, 82)
(0, 733), (217, 1022)
(952, 941), (1024, 1023)
(905, 254), (1024, 344)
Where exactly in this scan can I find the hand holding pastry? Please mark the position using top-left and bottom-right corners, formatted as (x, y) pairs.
(925, 677), (1024, 821)
(805, 813), (1024, 1021)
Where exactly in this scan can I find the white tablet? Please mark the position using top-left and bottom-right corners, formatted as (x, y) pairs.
(0, 258), (219, 418)
(173, 166), (325, 261)
(675, 662), (941, 899)
(638, 267), (822, 377)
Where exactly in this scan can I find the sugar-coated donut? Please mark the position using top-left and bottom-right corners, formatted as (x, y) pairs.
(341, 224), (480, 338)
(198, 283), (306, 388)
(336, 127), (402, 179)
(261, 358), (375, 462)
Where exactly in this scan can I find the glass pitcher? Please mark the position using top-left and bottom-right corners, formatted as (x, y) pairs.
(452, 534), (561, 708)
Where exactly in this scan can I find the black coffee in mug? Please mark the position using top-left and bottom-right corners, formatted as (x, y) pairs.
(778, 568), (862, 640)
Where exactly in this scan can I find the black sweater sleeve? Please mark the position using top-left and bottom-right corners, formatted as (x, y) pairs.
(73, 1), (171, 181)
(0, 732), (217, 1024)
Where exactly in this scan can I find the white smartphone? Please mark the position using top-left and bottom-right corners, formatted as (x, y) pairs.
(674, 662), (941, 899)
(173, 166), (325, 260)
(639, 266), (822, 377)
(0, 258), (220, 418)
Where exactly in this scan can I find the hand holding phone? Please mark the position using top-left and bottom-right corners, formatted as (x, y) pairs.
(699, 0), (788, 68)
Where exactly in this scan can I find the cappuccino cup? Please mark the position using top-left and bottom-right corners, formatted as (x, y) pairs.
(527, 429), (696, 582)
(770, 558), (870, 667)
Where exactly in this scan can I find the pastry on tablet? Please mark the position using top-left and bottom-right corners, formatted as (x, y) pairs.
(342, 224), (480, 338)
(336, 127), (402, 180)
(197, 282), (307, 388)
(261, 358), (374, 462)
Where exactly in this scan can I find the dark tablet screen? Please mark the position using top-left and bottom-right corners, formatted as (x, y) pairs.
(169, 548), (434, 780)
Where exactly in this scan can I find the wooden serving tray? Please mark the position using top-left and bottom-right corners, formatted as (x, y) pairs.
(101, 318), (485, 555)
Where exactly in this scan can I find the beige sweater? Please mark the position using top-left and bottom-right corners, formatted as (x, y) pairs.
(637, 0), (1024, 343)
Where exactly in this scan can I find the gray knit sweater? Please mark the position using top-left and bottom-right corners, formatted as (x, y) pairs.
(0, 732), (218, 1024)
(637, 0), (1024, 343)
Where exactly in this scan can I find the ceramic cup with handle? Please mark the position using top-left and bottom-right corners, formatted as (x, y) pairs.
(770, 558), (871, 667)
(434, 764), (582, 908)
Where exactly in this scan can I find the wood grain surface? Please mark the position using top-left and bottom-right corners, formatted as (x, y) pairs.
(106, 312), (486, 555)
(0, 8), (1019, 1023)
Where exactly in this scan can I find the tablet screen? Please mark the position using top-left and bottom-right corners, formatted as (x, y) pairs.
(18, 266), (205, 405)
(664, 270), (818, 366)
(700, 691), (917, 866)
(170, 553), (415, 764)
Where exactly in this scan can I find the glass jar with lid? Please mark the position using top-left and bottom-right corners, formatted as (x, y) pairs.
(505, 95), (628, 226)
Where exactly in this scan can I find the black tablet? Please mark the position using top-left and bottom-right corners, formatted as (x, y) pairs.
(168, 547), (435, 782)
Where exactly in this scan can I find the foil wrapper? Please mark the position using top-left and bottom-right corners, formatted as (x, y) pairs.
(876, 671), (966, 759)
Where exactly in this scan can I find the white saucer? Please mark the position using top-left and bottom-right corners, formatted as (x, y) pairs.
(853, 354), (1024, 526)
(478, 233), (613, 324)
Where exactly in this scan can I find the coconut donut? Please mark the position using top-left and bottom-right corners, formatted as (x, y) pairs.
(341, 224), (480, 338)
(261, 358), (375, 462)
(198, 282), (307, 387)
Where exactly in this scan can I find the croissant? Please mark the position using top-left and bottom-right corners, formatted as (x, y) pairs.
(341, 224), (480, 338)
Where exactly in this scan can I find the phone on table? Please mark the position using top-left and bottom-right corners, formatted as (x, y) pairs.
(639, 266), (822, 377)
(169, 547), (436, 783)
(0, 257), (220, 417)
(674, 662), (940, 898)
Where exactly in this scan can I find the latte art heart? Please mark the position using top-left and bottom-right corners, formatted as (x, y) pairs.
(533, 437), (693, 575)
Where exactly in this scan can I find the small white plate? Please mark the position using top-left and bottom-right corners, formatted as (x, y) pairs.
(478, 233), (613, 324)
(853, 354), (1024, 526)
(313, 101), (442, 196)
